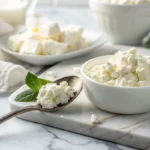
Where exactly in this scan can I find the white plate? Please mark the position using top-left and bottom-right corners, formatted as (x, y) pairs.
(0, 29), (106, 65)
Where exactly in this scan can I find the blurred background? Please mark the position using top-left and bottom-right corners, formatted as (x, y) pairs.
(34, 0), (98, 32)
(38, 0), (88, 6)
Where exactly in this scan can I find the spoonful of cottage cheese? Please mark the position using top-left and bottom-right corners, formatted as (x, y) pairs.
(86, 48), (150, 87)
(37, 81), (76, 109)
(0, 73), (83, 124)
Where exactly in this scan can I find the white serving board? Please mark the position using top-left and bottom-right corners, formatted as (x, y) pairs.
(9, 44), (150, 150)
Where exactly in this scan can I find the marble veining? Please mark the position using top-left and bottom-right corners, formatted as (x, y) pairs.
(0, 96), (136, 150)
(9, 44), (150, 150)
(1, 5), (149, 150)
(0, 113), (136, 150)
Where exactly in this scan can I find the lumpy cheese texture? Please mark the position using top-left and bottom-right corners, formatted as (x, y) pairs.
(8, 20), (89, 56)
(91, 114), (100, 124)
(86, 48), (150, 87)
(100, 0), (150, 4)
(37, 81), (75, 109)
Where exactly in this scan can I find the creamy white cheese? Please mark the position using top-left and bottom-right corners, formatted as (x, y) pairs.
(100, 0), (150, 5)
(86, 48), (150, 87)
(91, 114), (100, 124)
(8, 20), (89, 55)
(20, 39), (42, 55)
(42, 40), (68, 55)
(21, 31), (43, 41)
(64, 25), (84, 35)
(61, 25), (89, 51)
(8, 31), (43, 52)
(37, 81), (75, 109)
(8, 34), (24, 52)
(39, 21), (61, 38)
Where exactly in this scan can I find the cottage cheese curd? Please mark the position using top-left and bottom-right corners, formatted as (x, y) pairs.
(101, 0), (150, 5)
(37, 81), (75, 109)
(8, 31), (43, 52)
(86, 48), (150, 87)
(39, 21), (61, 38)
(61, 25), (89, 51)
(42, 40), (68, 55)
(91, 114), (100, 124)
(20, 39), (42, 55)
(8, 20), (89, 56)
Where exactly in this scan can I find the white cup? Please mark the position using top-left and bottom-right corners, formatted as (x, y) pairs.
(0, 0), (37, 26)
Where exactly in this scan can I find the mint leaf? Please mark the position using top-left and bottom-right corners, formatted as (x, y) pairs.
(15, 89), (38, 102)
(25, 72), (51, 91)
(38, 78), (51, 85)
(16, 72), (51, 103)
(26, 72), (39, 91)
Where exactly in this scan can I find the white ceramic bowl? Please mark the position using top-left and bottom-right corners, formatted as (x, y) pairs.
(81, 55), (150, 114)
(89, 0), (150, 45)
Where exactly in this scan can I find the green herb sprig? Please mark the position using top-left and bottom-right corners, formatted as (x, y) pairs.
(15, 72), (51, 102)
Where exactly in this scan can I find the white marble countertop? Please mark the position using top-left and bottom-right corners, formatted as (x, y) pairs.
(0, 96), (136, 150)
(0, 6), (137, 150)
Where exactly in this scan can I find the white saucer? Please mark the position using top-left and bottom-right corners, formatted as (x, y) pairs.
(0, 29), (106, 66)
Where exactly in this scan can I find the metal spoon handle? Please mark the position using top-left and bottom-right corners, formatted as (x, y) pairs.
(0, 105), (41, 124)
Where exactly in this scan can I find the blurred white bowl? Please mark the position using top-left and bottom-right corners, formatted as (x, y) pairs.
(89, 0), (150, 45)
(81, 55), (150, 114)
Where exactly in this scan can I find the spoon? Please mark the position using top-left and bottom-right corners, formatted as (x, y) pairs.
(0, 76), (83, 124)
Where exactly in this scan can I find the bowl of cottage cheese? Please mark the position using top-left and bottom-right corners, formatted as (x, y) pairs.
(89, 0), (150, 44)
(81, 48), (150, 114)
